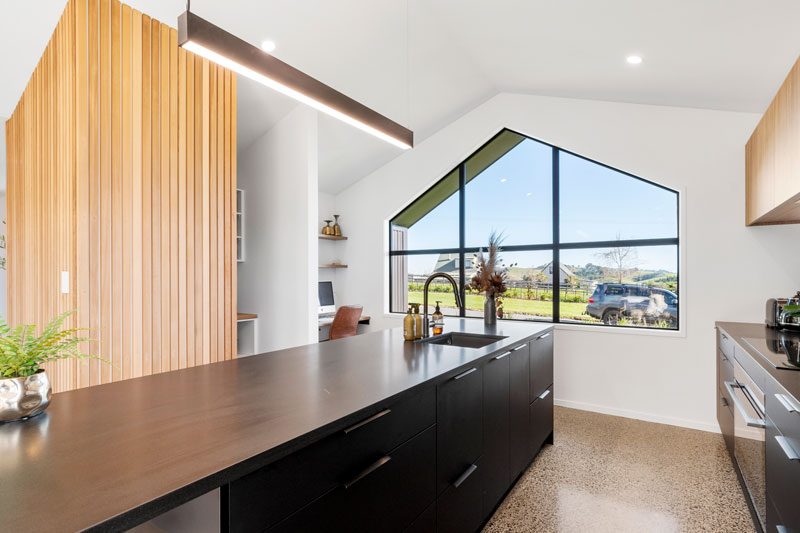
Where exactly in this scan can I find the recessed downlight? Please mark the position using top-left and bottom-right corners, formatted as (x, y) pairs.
(626, 55), (643, 65)
(500, 178), (507, 183)
(261, 40), (276, 53)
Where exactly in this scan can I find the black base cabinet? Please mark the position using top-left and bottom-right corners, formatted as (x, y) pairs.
(483, 351), (511, 515)
(531, 385), (554, 454)
(267, 425), (436, 533)
(438, 457), (484, 533)
(225, 329), (554, 533)
(509, 343), (531, 481)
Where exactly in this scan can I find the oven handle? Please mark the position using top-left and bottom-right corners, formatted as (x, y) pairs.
(724, 381), (766, 429)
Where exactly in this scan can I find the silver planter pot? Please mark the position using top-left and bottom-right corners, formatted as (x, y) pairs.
(0, 370), (52, 423)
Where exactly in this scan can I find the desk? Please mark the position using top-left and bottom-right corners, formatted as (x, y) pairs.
(237, 312), (258, 356)
(318, 315), (371, 329)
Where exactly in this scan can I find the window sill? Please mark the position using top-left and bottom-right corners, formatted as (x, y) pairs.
(383, 313), (686, 338)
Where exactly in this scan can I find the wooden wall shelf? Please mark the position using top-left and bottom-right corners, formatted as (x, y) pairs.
(319, 264), (348, 269)
(319, 234), (348, 240)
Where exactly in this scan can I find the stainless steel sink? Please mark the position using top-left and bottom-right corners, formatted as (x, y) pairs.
(418, 332), (507, 349)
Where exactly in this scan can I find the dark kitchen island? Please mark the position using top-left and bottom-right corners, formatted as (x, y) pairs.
(0, 318), (554, 532)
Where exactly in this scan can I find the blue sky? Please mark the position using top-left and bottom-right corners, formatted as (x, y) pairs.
(399, 138), (678, 275)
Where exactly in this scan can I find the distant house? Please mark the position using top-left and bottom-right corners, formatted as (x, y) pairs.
(434, 253), (475, 277)
(540, 261), (576, 285)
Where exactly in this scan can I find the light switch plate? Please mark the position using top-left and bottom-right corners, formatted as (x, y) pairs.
(61, 271), (69, 294)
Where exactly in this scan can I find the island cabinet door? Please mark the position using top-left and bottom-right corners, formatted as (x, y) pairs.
(482, 350), (511, 516)
(530, 331), (553, 401)
(437, 365), (484, 496)
(266, 425), (436, 533)
(227, 387), (435, 532)
(437, 457), (484, 533)
(530, 385), (554, 455)
(509, 343), (531, 479)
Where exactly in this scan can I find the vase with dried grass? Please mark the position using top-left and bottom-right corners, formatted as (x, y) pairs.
(469, 232), (515, 326)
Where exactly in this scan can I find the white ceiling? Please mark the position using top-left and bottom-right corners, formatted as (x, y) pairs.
(2, 0), (800, 193)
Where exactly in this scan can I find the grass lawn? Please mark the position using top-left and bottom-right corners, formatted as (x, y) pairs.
(407, 292), (597, 322)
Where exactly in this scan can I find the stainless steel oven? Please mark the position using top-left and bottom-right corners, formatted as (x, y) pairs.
(725, 361), (766, 531)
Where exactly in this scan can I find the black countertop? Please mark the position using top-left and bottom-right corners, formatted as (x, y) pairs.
(716, 321), (800, 400)
(0, 318), (551, 532)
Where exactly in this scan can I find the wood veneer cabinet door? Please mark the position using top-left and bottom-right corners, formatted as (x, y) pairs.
(745, 55), (800, 226)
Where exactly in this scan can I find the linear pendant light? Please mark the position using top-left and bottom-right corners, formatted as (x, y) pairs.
(178, 11), (414, 149)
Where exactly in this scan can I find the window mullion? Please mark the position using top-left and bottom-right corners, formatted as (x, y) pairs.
(459, 162), (466, 318)
(552, 147), (560, 323)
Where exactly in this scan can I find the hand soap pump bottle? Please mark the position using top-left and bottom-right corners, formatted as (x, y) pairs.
(432, 301), (444, 336)
(412, 304), (423, 340)
(404, 306), (415, 341)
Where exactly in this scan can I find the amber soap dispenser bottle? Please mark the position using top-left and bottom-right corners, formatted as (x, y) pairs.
(412, 304), (423, 340)
(403, 306), (415, 341)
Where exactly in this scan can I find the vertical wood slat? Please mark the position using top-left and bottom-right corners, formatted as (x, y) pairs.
(141, 13), (152, 377)
(5, 0), (237, 392)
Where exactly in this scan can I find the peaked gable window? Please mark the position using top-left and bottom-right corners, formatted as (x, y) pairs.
(390, 129), (679, 330)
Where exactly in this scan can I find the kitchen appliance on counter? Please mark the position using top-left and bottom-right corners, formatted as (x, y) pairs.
(725, 361), (767, 531)
(766, 291), (800, 330)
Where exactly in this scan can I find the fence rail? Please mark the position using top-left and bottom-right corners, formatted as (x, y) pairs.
(408, 275), (593, 300)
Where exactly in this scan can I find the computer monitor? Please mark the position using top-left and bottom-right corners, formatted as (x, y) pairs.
(318, 281), (335, 314)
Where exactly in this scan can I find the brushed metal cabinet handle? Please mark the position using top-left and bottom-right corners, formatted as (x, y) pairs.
(721, 395), (729, 407)
(538, 389), (551, 400)
(453, 463), (477, 488)
(344, 408), (392, 434)
(454, 367), (477, 380)
(344, 456), (392, 489)
(775, 436), (800, 461)
(724, 381), (766, 429)
(512, 344), (527, 351)
(493, 351), (510, 361)
(537, 332), (551, 340)
(720, 332), (729, 340)
(775, 394), (799, 414)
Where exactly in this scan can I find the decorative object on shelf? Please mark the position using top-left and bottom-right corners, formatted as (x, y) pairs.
(322, 220), (334, 236)
(333, 214), (342, 236)
(0, 310), (106, 422)
(469, 232), (515, 326)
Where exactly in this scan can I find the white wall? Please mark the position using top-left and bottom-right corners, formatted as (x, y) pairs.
(237, 106), (318, 354)
(334, 92), (800, 432)
(0, 118), (6, 318)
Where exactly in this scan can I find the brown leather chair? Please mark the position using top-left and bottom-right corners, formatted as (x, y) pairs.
(328, 305), (363, 341)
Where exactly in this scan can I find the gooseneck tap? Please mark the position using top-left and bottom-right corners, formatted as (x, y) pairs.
(422, 272), (462, 338)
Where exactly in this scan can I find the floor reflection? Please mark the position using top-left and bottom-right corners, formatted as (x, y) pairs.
(483, 407), (755, 533)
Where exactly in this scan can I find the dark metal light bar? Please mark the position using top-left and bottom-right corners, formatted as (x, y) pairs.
(178, 11), (414, 149)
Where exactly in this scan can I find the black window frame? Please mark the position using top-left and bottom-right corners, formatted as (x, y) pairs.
(389, 128), (680, 331)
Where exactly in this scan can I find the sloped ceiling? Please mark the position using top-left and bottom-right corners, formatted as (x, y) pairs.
(2, 0), (800, 193)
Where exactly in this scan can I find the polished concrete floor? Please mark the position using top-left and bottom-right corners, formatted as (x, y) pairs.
(484, 407), (756, 533)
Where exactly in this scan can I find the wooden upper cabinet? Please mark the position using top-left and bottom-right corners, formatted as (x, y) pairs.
(746, 57), (800, 225)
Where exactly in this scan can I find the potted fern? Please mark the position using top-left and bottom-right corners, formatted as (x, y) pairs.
(0, 310), (100, 423)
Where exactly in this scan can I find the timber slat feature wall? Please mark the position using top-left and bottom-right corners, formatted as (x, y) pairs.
(5, 0), (237, 392)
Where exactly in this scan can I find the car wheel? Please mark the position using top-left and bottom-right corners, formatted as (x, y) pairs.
(603, 310), (622, 325)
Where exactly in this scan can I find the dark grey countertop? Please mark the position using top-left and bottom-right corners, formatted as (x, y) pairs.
(716, 321), (800, 400)
(0, 318), (552, 532)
